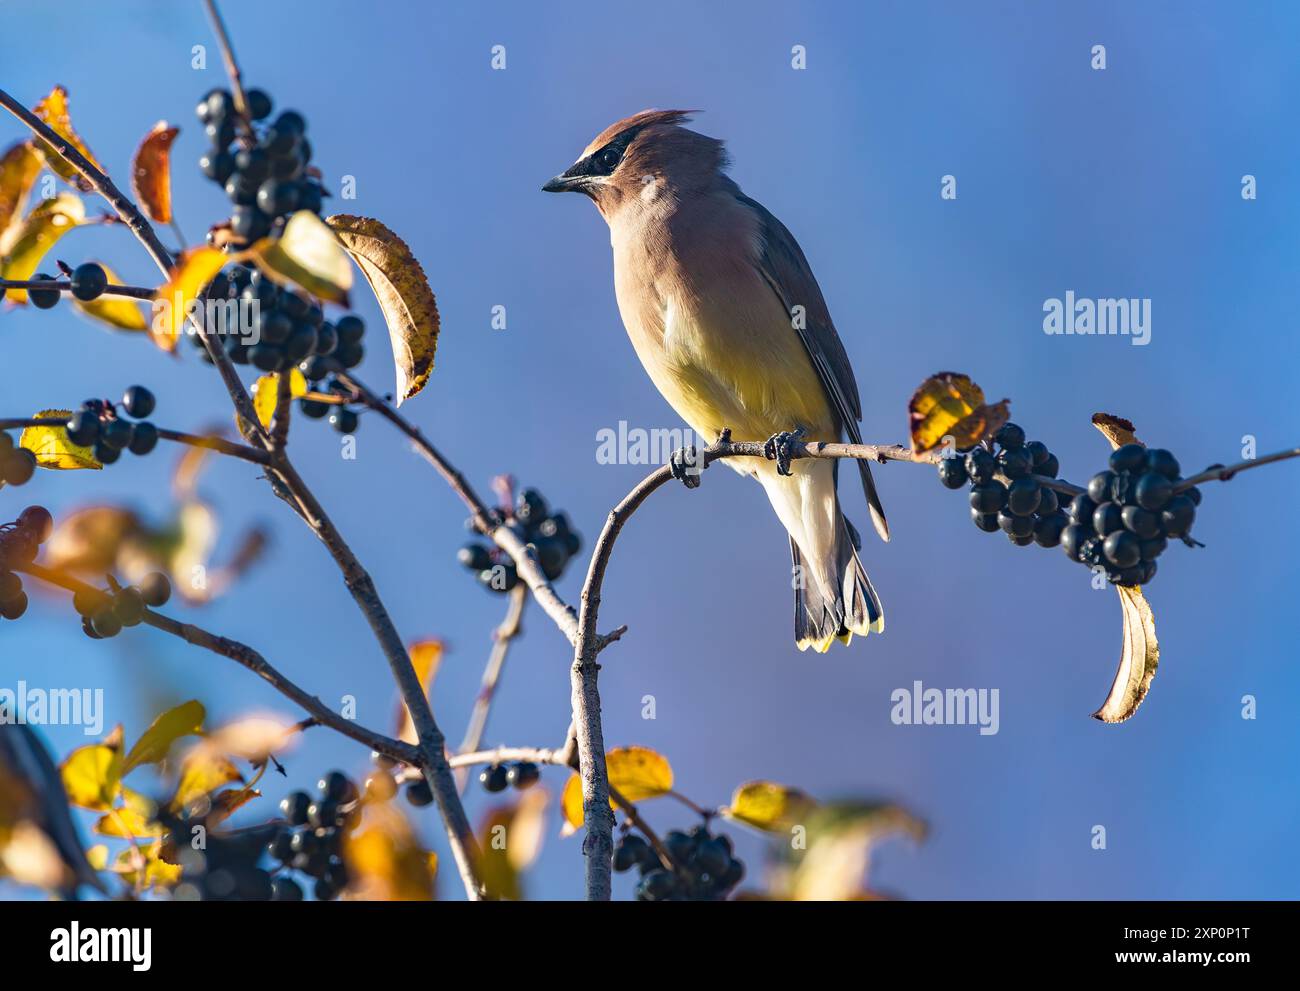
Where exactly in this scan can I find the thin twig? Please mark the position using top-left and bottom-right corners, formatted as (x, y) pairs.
(201, 0), (253, 130)
(456, 584), (527, 793)
(0, 278), (155, 300)
(0, 417), (269, 465)
(268, 369), (293, 449)
(18, 563), (420, 765)
(1176, 448), (1300, 490)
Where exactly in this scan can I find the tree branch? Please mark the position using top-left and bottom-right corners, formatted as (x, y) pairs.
(455, 583), (527, 792)
(0, 417), (269, 465)
(17, 563), (420, 765)
(0, 277), (155, 300)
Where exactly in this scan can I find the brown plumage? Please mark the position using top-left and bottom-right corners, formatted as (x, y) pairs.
(545, 111), (888, 651)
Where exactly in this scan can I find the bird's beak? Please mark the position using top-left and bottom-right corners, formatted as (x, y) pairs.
(542, 172), (585, 194)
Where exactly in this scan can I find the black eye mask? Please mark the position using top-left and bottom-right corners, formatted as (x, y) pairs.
(562, 125), (647, 181)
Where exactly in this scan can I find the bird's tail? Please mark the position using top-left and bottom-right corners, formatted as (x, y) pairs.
(791, 514), (884, 652)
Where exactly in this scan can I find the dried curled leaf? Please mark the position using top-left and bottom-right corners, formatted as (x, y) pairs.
(785, 802), (927, 901)
(72, 261), (149, 331)
(327, 214), (440, 404)
(561, 745), (673, 832)
(169, 742), (243, 812)
(250, 369), (308, 429)
(131, 121), (179, 224)
(1090, 414), (1160, 722)
(20, 409), (101, 470)
(0, 193), (85, 304)
(123, 700), (205, 773)
(154, 245), (229, 350)
(1093, 585), (1160, 722)
(250, 210), (352, 304)
(908, 372), (1010, 454)
(0, 141), (42, 245)
(32, 86), (103, 191)
(1091, 412), (1141, 449)
(724, 781), (817, 832)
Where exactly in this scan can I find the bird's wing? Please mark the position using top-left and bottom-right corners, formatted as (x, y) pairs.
(734, 190), (889, 541)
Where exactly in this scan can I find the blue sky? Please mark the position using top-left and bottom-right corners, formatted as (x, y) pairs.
(2, 0), (1298, 899)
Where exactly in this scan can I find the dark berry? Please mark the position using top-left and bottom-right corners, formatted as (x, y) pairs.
(318, 771), (355, 803)
(18, 506), (53, 543)
(936, 457), (967, 489)
(405, 780), (433, 807)
(1139, 536), (1167, 561)
(268, 831), (295, 863)
(1120, 505), (1161, 539)
(457, 543), (493, 571)
(636, 869), (678, 901)
(994, 423), (1025, 449)
(29, 272), (60, 309)
(1061, 523), (1090, 561)
(997, 510), (1034, 538)
(0, 592), (27, 620)
(507, 762), (540, 790)
(1145, 448), (1180, 479)
(113, 587), (146, 627)
(971, 509), (1000, 533)
(335, 315), (365, 344)
(479, 764), (509, 793)
(968, 482), (1006, 514)
(1033, 511), (1068, 548)
(1037, 453), (1060, 478)
(245, 88), (273, 121)
(1037, 486), (1059, 516)
(139, 572), (171, 607)
(121, 385), (156, 419)
(66, 410), (100, 447)
(200, 149), (235, 183)
(1068, 493), (1096, 524)
(256, 179), (299, 216)
(271, 876), (303, 901)
(280, 792), (312, 826)
(1005, 478), (1041, 517)
(100, 419), (134, 450)
(1103, 530), (1141, 569)
(1092, 502), (1123, 536)
(1087, 471), (1115, 504)
(90, 608), (122, 638)
(69, 263), (108, 301)
(613, 835), (650, 873)
(1109, 443), (1147, 474)
(329, 408), (359, 434)
(964, 448), (995, 484)
(1134, 471), (1173, 511)
(996, 446), (1033, 479)
(299, 398), (329, 419)
(128, 422), (158, 456)
(314, 321), (338, 356)
(1160, 495), (1197, 537)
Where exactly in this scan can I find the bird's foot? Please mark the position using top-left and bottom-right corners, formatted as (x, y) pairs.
(763, 428), (806, 477)
(669, 445), (704, 489)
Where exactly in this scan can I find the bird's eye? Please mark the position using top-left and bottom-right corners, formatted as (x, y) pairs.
(597, 147), (622, 173)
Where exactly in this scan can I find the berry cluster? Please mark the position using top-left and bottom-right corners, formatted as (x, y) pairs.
(0, 432), (37, 487)
(26, 262), (109, 309)
(74, 572), (171, 639)
(938, 423), (1069, 549)
(296, 316), (370, 435)
(458, 488), (582, 594)
(478, 761), (540, 794)
(269, 771), (360, 901)
(1061, 443), (1199, 585)
(614, 824), (745, 901)
(161, 809), (281, 901)
(65, 386), (159, 464)
(0, 507), (52, 623)
(189, 266), (360, 376)
(196, 87), (325, 244)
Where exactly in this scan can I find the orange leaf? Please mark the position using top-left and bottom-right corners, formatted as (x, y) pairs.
(130, 122), (180, 224)
(153, 246), (230, 352)
(908, 372), (1010, 455)
(32, 86), (103, 191)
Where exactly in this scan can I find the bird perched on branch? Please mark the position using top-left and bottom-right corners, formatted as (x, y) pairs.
(544, 110), (888, 651)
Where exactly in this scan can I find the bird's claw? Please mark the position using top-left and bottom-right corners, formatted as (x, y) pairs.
(763, 428), (805, 477)
(669, 446), (704, 489)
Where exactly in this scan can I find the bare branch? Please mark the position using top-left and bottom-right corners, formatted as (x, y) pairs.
(17, 563), (419, 765)
(0, 277), (154, 300)
(456, 584), (527, 792)
(0, 417), (269, 465)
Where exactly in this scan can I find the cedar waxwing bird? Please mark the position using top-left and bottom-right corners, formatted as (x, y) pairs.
(544, 110), (889, 651)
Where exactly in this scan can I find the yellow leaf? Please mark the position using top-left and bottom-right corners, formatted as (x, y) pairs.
(207, 787), (261, 828)
(42, 504), (140, 573)
(31, 86), (103, 191)
(327, 214), (440, 404)
(343, 803), (436, 901)
(0, 141), (42, 248)
(396, 639), (443, 744)
(0, 192), (85, 303)
(170, 742), (243, 811)
(85, 844), (109, 871)
(561, 746), (673, 831)
(60, 744), (122, 811)
(479, 789), (549, 901)
(72, 262), (149, 331)
(153, 245), (229, 351)
(95, 789), (162, 839)
(786, 803), (927, 902)
(249, 210), (352, 304)
(130, 121), (179, 224)
(724, 781), (817, 832)
(907, 372), (1010, 455)
(113, 840), (182, 890)
(19, 409), (101, 469)
(123, 700), (205, 773)
(250, 369), (308, 429)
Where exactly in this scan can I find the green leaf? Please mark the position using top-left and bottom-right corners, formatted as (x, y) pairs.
(123, 700), (205, 773)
